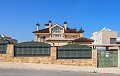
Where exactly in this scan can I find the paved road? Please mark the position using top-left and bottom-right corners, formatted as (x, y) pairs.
(0, 68), (120, 76)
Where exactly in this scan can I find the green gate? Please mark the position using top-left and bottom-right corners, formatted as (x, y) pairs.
(97, 50), (118, 67)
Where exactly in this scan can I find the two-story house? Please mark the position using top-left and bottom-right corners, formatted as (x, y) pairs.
(33, 21), (93, 46)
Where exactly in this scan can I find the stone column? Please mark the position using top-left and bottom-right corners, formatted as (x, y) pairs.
(92, 49), (97, 67)
(6, 44), (14, 62)
(118, 48), (120, 67)
(50, 47), (57, 64)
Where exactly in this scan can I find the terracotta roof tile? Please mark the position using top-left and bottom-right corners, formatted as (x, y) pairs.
(33, 28), (49, 33)
(65, 28), (79, 33)
(73, 37), (94, 42)
(33, 27), (84, 33)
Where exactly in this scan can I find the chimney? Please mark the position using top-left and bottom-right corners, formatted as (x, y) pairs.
(36, 23), (40, 31)
(79, 27), (84, 38)
(48, 20), (52, 27)
(64, 21), (67, 30)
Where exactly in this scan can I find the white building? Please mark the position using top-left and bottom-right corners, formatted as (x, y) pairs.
(117, 37), (120, 44)
(90, 27), (117, 44)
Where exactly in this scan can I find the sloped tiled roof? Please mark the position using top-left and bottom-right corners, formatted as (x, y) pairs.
(72, 37), (94, 42)
(33, 28), (49, 33)
(33, 27), (84, 33)
(64, 28), (79, 33)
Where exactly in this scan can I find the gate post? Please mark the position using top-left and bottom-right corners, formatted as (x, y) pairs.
(50, 46), (57, 64)
(118, 48), (120, 67)
(6, 44), (14, 62)
(92, 49), (97, 67)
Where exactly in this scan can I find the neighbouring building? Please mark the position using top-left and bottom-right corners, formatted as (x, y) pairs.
(90, 27), (118, 44)
(117, 37), (120, 44)
(33, 21), (93, 46)
(0, 34), (18, 44)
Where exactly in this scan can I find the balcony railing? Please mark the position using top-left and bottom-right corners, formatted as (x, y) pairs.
(45, 37), (76, 41)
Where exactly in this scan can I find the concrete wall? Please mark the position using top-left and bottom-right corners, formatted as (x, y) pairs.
(0, 44), (97, 67)
(90, 32), (102, 44)
(102, 31), (117, 44)
(90, 30), (117, 44)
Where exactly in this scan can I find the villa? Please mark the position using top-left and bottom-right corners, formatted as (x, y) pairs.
(33, 21), (93, 46)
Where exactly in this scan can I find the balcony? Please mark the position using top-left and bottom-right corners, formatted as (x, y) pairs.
(45, 37), (75, 41)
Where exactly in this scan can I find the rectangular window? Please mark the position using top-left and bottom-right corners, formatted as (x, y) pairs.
(53, 34), (61, 37)
(40, 36), (46, 42)
(110, 38), (116, 44)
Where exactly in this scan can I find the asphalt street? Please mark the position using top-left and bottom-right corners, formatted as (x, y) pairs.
(0, 68), (120, 76)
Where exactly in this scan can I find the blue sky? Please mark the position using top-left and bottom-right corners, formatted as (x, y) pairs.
(0, 0), (120, 42)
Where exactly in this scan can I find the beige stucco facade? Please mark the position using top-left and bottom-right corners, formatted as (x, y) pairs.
(102, 31), (117, 44)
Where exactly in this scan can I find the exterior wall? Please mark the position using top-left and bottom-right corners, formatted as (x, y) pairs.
(90, 30), (117, 44)
(34, 24), (81, 46)
(79, 33), (83, 37)
(35, 33), (79, 46)
(0, 44), (97, 66)
(46, 41), (68, 46)
(65, 35), (77, 40)
(102, 31), (117, 44)
(35, 34), (51, 42)
(90, 32), (102, 44)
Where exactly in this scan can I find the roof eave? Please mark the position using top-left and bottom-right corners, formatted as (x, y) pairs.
(33, 33), (50, 34)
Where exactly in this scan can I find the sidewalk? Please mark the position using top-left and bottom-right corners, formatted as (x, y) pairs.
(0, 62), (120, 74)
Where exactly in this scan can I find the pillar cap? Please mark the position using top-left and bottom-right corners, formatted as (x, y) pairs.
(79, 27), (84, 33)
(36, 23), (40, 26)
(64, 21), (67, 24)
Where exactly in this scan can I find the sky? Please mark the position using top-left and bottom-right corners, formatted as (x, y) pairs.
(0, 0), (120, 42)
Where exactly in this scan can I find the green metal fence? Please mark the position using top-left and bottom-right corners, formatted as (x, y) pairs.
(0, 44), (7, 54)
(97, 50), (118, 67)
(57, 44), (92, 59)
(0, 39), (9, 54)
(14, 41), (51, 57)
